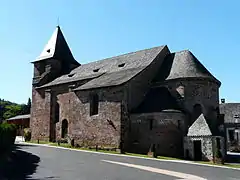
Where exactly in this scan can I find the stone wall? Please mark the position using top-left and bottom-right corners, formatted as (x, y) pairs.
(184, 136), (213, 161)
(127, 111), (185, 157)
(184, 136), (225, 161)
(154, 78), (220, 130)
(56, 86), (125, 148)
(160, 79), (219, 114)
(30, 88), (51, 141)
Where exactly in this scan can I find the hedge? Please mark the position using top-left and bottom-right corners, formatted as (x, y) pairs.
(0, 122), (17, 153)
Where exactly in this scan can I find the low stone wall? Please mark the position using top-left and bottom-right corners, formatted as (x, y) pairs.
(184, 136), (213, 161)
(184, 136), (225, 161)
(127, 110), (185, 157)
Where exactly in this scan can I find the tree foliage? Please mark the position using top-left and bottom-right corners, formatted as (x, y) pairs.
(0, 98), (31, 120)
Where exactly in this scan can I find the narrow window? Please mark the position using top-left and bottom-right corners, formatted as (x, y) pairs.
(192, 104), (202, 122)
(149, 119), (153, 130)
(177, 120), (181, 129)
(118, 63), (125, 67)
(55, 102), (60, 123)
(61, 119), (68, 138)
(68, 73), (75, 77)
(90, 93), (99, 116)
(93, 68), (100, 72)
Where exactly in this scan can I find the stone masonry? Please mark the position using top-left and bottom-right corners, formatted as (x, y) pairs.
(30, 26), (224, 159)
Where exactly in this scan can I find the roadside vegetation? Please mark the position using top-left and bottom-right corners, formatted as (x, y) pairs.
(0, 123), (17, 153)
(0, 98), (31, 120)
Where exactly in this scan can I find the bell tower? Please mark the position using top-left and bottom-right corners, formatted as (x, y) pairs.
(31, 26), (80, 87)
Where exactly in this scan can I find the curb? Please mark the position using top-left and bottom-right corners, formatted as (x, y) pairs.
(17, 142), (240, 171)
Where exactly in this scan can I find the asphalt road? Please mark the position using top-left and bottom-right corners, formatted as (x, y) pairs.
(2, 143), (240, 180)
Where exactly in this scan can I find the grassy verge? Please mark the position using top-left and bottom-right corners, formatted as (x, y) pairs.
(26, 141), (240, 169)
(196, 161), (240, 168)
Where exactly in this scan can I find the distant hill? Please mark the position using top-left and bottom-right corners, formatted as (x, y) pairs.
(0, 98), (31, 120)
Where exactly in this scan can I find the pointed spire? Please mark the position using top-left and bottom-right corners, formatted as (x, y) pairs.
(32, 26), (78, 65)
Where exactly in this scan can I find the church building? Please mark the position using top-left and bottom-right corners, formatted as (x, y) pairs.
(30, 26), (225, 161)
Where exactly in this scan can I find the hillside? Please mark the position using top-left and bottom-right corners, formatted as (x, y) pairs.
(0, 98), (31, 120)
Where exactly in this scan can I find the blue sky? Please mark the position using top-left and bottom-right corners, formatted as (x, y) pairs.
(0, 0), (239, 104)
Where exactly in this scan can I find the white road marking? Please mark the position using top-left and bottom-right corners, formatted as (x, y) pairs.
(19, 142), (240, 171)
(102, 160), (207, 180)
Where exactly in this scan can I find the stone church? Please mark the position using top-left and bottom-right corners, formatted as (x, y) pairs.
(30, 26), (226, 161)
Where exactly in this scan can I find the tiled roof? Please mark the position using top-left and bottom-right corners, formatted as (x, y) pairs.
(220, 103), (240, 123)
(153, 50), (220, 84)
(40, 45), (167, 89)
(187, 114), (212, 136)
(7, 114), (30, 121)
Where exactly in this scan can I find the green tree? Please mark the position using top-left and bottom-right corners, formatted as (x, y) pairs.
(3, 104), (23, 120)
(21, 98), (31, 115)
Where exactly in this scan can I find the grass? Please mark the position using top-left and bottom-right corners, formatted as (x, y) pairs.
(26, 141), (240, 169)
(196, 161), (240, 168)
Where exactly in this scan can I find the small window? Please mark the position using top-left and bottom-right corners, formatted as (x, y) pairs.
(55, 102), (60, 123)
(93, 68), (100, 72)
(68, 73), (75, 77)
(149, 119), (153, 130)
(234, 114), (240, 118)
(47, 49), (51, 53)
(118, 63), (125, 67)
(177, 120), (181, 129)
(90, 93), (99, 116)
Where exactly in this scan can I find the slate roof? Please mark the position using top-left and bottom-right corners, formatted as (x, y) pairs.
(7, 114), (30, 121)
(187, 114), (212, 136)
(32, 26), (79, 65)
(131, 87), (182, 113)
(40, 45), (167, 89)
(153, 50), (220, 84)
(220, 103), (240, 123)
(35, 27), (220, 90)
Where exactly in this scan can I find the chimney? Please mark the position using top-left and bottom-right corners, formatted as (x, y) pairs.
(221, 98), (225, 103)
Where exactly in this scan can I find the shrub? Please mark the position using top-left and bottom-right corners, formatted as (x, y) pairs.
(229, 145), (240, 153)
(24, 128), (31, 141)
(0, 122), (17, 153)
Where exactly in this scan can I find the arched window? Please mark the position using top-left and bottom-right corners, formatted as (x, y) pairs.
(61, 119), (68, 138)
(192, 104), (202, 120)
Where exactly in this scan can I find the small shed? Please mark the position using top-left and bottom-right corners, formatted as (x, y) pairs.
(184, 114), (225, 161)
(6, 114), (30, 135)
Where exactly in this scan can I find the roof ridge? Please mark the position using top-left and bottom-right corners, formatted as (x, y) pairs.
(79, 45), (167, 66)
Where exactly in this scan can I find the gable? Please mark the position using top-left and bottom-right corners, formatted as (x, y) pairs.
(187, 114), (212, 136)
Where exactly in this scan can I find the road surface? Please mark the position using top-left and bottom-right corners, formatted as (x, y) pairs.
(1, 143), (240, 180)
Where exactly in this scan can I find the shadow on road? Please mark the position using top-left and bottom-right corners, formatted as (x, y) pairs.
(0, 144), (40, 180)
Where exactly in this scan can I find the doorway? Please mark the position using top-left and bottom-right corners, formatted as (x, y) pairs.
(61, 119), (68, 138)
(193, 140), (202, 161)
